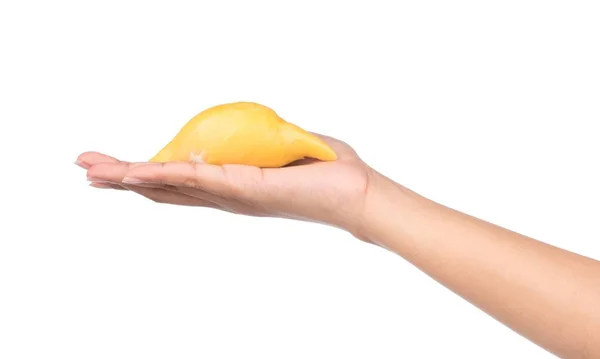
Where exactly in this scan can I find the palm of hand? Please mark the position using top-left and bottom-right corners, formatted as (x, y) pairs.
(77, 134), (371, 235)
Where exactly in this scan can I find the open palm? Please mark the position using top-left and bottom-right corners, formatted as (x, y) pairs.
(77, 134), (372, 235)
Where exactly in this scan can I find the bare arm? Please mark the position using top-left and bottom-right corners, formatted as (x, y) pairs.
(359, 170), (600, 358)
(78, 134), (600, 358)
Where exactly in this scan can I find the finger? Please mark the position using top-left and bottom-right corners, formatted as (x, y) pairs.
(79, 154), (131, 190)
(86, 162), (151, 183)
(87, 163), (225, 205)
(87, 163), (224, 208)
(127, 180), (227, 202)
(122, 184), (222, 209)
(118, 179), (252, 215)
(86, 162), (157, 193)
(76, 151), (122, 169)
(121, 162), (239, 198)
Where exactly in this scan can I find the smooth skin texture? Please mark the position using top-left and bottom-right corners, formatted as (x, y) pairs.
(77, 134), (600, 358)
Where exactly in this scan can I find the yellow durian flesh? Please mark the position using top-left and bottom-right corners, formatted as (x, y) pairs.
(150, 102), (338, 168)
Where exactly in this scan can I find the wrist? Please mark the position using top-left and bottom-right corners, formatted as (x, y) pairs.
(350, 169), (394, 243)
(351, 169), (426, 246)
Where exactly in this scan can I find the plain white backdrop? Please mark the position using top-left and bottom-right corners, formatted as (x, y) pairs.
(1, 1), (599, 358)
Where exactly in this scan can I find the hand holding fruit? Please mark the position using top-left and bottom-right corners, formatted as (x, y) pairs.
(76, 102), (372, 238)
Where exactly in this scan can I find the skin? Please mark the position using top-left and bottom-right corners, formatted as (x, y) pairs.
(76, 134), (600, 358)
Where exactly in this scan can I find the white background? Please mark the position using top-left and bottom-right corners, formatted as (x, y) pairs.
(1, 1), (599, 358)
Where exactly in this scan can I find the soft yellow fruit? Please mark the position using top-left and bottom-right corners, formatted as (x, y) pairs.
(150, 102), (338, 167)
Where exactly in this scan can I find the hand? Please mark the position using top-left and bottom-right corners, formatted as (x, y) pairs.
(76, 134), (373, 238)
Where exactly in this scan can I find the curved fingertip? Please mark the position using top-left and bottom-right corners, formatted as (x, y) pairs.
(75, 151), (97, 168)
(77, 151), (122, 167)
(75, 158), (89, 169)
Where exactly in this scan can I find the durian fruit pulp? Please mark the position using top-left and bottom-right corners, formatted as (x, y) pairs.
(150, 102), (338, 168)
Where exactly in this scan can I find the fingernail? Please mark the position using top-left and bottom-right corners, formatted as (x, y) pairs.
(122, 177), (144, 184)
(75, 159), (87, 169)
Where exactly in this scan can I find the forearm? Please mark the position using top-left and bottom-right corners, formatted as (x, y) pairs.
(359, 171), (600, 358)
